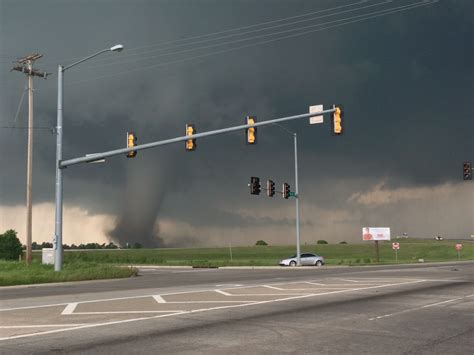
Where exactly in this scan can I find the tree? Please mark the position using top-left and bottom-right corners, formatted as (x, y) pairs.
(255, 240), (268, 246)
(0, 230), (23, 260)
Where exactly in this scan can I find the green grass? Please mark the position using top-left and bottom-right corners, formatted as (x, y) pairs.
(30, 238), (474, 267)
(0, 260), (137, 287)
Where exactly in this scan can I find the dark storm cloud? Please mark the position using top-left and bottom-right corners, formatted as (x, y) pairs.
(1, 0), (472, 245)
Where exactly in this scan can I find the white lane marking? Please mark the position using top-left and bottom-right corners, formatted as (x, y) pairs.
(304, 281), (326, 286)
(215, 284), (243, 287)
(0, 324), (88, 328)
(70, 311), (185, 315)
(215, 289), (232, 296)
(0, 278), (426, 313)
(153, 295), (166, 304)
(0, 279), (425, 342)
(164, 301), (255, 304)
(61, 303), (78, 315)
(263, 285), (284, 290)
(222, 293), (307, 296)
(369, 294), (474, 321)
(0, 280), (425, 341)
(172, 269), (219, 273)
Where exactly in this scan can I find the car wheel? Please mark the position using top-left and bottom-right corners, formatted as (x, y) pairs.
(315, 260), (323, 267)
(290, 260), (297, 267)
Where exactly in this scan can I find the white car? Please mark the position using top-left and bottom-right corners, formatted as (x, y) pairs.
(279, 253), (325, 267)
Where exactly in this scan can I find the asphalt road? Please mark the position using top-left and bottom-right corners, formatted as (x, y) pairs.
(1, 262), (473, 354)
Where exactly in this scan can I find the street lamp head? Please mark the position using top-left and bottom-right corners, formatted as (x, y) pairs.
(110, 44), (124, 52)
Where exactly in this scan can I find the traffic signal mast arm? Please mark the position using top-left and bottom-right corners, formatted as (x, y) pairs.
(60, 107), (337, 168)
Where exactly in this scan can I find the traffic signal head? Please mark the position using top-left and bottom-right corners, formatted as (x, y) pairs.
(185, 124), (196, 151)
(126, 131), (137, 158)
(267, 180), (275, 197)
(246, 116), (257, 144)
(463, 161), (472, 180)
(282, 182), (290, 199)
(331, 104), (344, 135)
(250, 176), (261, 195)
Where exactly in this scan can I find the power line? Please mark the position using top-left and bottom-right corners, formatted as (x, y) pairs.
(84, 0), (391, 70)
(38, 0), (367, 69)
(66, 0), (436, 86)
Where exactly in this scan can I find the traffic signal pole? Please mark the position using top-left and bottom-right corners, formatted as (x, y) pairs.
(55, 107), (336, 272)
(60, 108), (336, 168)
(293, 132), (301, 266)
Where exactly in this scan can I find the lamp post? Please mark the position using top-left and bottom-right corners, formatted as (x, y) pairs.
(54, 44), (124, 272)
(273, 124), (301, 266)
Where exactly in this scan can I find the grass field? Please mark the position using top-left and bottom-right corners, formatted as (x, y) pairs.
(0, 261), (137, 287)
(1, 239), (471, 286)
(30, 238), (474, 267)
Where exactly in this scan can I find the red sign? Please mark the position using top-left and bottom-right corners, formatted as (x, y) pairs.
(455, 244), (462, 251)
(392, 242), (400, 250)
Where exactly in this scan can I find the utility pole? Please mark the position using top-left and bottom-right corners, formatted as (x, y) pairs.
(11, 53), (49, 265)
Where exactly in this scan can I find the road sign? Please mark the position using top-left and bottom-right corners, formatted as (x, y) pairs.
(455, 244), (462, 251)
(392, 242), (400, 250)
(309, 105), (324, 124)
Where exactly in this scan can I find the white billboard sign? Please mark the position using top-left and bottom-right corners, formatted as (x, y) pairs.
(362, 227), (391, 241)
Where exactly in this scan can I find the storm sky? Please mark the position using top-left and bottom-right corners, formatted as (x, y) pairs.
(0, 0), (472, 247)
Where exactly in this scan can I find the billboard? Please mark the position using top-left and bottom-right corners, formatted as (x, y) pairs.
(362, 227), (391, 241)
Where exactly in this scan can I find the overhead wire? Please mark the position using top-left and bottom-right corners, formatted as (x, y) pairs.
(38, 0), (367, 69)
(84, 0), (392, 70)
(66, 0), (437, 86)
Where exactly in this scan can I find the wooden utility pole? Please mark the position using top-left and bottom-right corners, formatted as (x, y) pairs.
(11, 53), (49, 265)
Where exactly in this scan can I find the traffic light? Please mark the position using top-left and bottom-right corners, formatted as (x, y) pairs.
(126, 131), (137, 158)
(282, 182), (290, 199)
(185, 124), (196, 151)
(331, 104), (344, 135)
(250, 176), (261, 195)
(246, 116), (257, 144)
(463, 161), (472, 180)
(267, 179), (275, 197)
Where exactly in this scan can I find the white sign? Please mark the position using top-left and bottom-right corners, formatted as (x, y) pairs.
(362, 227), (391, 241)
(309, 104), (324, 124)
(392, 242), (400, 250)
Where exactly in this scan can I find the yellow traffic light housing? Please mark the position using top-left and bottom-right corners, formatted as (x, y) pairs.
(126, 132), (137, 158)
(332, 104), (344, 135)
(185, 124), (196, 151)
(246, 116), (257, 144)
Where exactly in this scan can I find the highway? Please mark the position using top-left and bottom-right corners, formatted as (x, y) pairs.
(1, 262), (473, 354)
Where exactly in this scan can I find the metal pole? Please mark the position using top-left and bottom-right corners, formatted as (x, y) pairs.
(294, 133), (301, 266)
(61, 108), (336, 168)
(25, 62), (33, 265)
(54, 65), (63, 272)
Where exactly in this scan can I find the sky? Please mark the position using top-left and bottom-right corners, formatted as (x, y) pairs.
(0, 0), (472, 247)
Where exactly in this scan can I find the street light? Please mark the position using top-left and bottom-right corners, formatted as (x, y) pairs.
(273, 123), (301, 266)
(54, 44), (124, 272)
